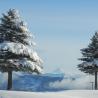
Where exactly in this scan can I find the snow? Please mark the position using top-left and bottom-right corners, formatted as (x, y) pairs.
(0, 42), (42, 64)
(82, 59), (98, 68)
(0, 41), (43, 73)
(94, 59), (98, 66)
(0, 90), (98, 98)
(9, 59), (43, 73)
(0, 9), (43, 74)
(83, 62), (93, 67)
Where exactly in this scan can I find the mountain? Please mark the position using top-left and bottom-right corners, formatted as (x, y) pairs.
(0, 72), (65, 92)
(0, 72), (91, 91)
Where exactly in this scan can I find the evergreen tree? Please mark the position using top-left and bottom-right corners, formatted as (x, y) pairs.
(0, 9), (43, 90)
(78, 32), (98, 90)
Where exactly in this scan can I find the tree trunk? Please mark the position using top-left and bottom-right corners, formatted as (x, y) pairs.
(95, 71), (97, 90)
(7, 69), (12, 90)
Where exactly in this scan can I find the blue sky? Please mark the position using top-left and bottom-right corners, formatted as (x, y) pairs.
(0, 0), (98, 74)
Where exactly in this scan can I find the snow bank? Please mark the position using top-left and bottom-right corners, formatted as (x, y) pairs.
(0, 90), (98, 98)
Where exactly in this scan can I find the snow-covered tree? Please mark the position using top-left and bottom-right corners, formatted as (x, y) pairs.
(78, 32), (98, 90)
(0, 9), (43, 90)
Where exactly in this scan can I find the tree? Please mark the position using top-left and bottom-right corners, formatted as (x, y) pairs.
(78, 32), (98, 90)
(0, 9), (43, 90)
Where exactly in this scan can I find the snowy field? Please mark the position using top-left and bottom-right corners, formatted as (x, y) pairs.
(0, 90), (98, 98)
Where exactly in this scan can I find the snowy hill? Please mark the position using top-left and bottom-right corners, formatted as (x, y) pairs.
(0, 90), (98, 98)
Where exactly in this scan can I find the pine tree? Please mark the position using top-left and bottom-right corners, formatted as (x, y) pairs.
(0, 9), (43, 90)
(78, 32), (98, 90)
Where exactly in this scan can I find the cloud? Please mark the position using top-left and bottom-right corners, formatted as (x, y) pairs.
(49, 75), (95, 90)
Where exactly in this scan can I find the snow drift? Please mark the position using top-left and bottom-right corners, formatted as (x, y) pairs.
(0, 90), (98, 98)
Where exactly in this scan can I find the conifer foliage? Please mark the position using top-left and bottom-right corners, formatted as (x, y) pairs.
(0, 9), (43, 90)
(78, 32), (98, 90)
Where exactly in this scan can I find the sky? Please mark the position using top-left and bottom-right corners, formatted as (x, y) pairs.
(0, 0), (98, 74)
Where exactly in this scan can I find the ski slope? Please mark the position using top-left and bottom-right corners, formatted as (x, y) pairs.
(0, 90), (98, 98)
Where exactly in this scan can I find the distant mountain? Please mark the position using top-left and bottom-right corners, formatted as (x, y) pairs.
(13, 73), (65, 92)
(52, 68), (65, 74)
(0, 72), (65, 91)
(0, 72), (89, 91)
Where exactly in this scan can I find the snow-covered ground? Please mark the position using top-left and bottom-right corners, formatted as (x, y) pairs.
(0, 90), (98, 98)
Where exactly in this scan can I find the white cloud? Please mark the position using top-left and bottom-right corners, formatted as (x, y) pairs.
(49, 75), (95, 90)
